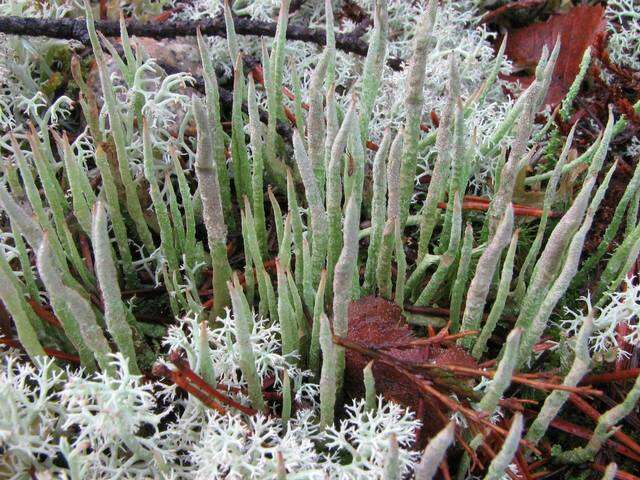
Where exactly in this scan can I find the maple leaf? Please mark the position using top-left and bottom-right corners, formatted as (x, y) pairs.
(502, 5), (606, 106)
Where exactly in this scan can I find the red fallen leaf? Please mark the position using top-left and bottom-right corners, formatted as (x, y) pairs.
(344, 296), (476, 442)
(502, 5), (606, 106)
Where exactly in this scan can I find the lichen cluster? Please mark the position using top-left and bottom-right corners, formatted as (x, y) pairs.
(1, 0), (640, 479)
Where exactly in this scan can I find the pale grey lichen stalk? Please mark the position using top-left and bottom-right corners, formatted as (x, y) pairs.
(332, 193), (361, 389)
(459, 206), (514, 348)
(92, 201), (140, 374)
(228, 275), (266, 412)
(0, 252), (46, 360)
(37, 234), (113, 375)
(526, 314), (593, 445)
(414, 422), (455, 480)
(483, 413), (523, 480)
(193, 95), (232, 321)
(398, 0), (437, 229)
(560, 370), (640, 463)
(319, 312), (337, 428)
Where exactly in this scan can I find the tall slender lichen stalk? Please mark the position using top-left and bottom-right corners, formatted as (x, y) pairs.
(192, 96), (232, 321)
(398, 0), (437, 230)
(228, 274), (266, 412)
(92, 200), (140, 374)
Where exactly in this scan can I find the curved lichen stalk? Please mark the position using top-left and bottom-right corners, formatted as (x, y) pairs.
(293, 129), (328, 295)
(526, 314), (594, 445)
(326, 100), (357, 299)
(459, 205), (514, 349)
(359, 0), (388, 139)
(514, 122), (576, 301)
(472, 228), (519, 360)
(319, 312), (337, 428)
(415, 422), (455, 480)
(37, 233), (113, 374)
(228, 274), (266, 412)
(92, 200), (140, 374)
(332, 193), (361, 390)
(0, 251), (46, 361)
(417, 57), (455, 261)
(483, 413), (523, 480)
(197, 29), (233, 230)
(398, 0), (437, 230)
(559, 370), (640, 463)
(363, 131), (392, 294)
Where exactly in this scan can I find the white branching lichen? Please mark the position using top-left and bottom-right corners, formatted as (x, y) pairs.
(2, 0), (640, 478)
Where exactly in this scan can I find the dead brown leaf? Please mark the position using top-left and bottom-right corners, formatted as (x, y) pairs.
(502, 4), (606, 106)
(344, 296), (476, 441)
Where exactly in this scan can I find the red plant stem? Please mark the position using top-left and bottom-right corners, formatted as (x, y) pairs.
(580, 368), (640, 385)
(169, 353), (257, 416)
(480, 0), (545, 24)
(531, 470), (552, 479)
(201, 298), (214, 309)
(438, 200), (559, 218)
(498, 397), (528, 412)
(408, 368), (538, 453)
(335, 335), (545, 454)
(0, 337), (80, 363)
(532, 340), (557, 353)
(479, 359), (497, 368)
(568, 393), (640, 456)
(405, 330), (480, 346)
(591, 463), (640, 480)
(382, 329), (480, 351)
(527, 458), (550, 471)
(153, 362), (227, 414)
(463, 195), (490, 203)
(283, 105), (297, 124)
(457, 426), (483, 471)
(181, 366), (257, 415)
(426, 323), (437, 338)
(516, 451), (533, 480)
(172, 370), (227, 414)
(79, 234), (94, 276)
(99, 0), (107, 20)
(418, 363), (602, 397)
(518, 371), (559, 379)
(439, 460), (452, 480)
(26, 299), (62, 328)
(151, 10), (176, 23)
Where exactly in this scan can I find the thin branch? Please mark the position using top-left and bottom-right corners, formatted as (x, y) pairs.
(580, 368), (640, 385)
(0, 337), (80, 363)
(0, 14), (404, 69)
